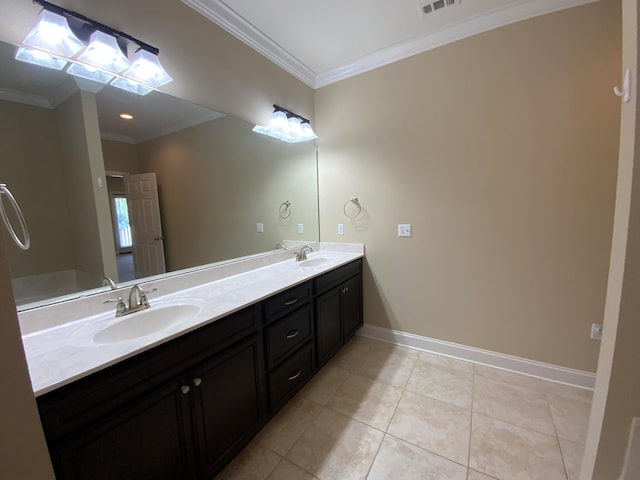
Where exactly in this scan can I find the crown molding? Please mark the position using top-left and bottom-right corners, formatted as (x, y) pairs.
(101, 131), (135, 144)
(315, 0), (599, 87)
(181, 0), (316, 88)
(0, 87), (52, 108)
(184, 0), (598, 89)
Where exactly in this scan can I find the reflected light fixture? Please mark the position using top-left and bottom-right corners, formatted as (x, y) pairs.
(252, 105), (318, 143)
(15, 0), (172, 95)
(119, 113), (134, 120)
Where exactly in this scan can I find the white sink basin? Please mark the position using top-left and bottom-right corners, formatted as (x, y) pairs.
(93, 304), (200, 344)
(297, 255), (333, 268)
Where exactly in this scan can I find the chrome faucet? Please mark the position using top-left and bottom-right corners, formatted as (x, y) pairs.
(104, 284), (156, 317)
(294, 245), (313, 262)
(128, 284), (150, 312)
(102, 275), (117, 290)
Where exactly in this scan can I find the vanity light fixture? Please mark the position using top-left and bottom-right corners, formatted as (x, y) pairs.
(15, 0), (172, 95)
(119, 113), (134, 120)
(252, 105), (318, 143)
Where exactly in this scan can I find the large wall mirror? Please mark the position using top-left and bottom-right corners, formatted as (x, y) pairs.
(0, 40), (319, 310)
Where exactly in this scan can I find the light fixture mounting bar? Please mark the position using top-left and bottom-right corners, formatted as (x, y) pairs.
(273, 104), (311, 124)
(32, 0), (160, 55)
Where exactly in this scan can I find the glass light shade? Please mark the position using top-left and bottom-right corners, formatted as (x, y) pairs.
(110, 77), (153, 96)
(22, 9), (85, 58)
(15, 47), (67, 70)
(77, 30), (130, 73)
(268, 110), (289, 132)
(123, 49), (172, 87)
(66, 62), (114, 84)
(287, 117), (303, 138)
(253, 109), (317, 143)
(300, 122), (317, 141)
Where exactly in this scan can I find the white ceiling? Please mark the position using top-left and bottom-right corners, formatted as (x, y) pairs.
(183, 0), (598, 88)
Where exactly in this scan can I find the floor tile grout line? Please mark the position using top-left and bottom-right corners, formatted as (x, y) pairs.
(383, 430), (471, 470)
(544, 389), (571, 480)
(472, 375), (567, 439)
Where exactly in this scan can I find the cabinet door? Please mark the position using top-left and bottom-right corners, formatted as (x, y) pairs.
(315, 286), (342, 366)
(342, 275), (363, 341)
(53, 378), (196, 480)
(190, 334), (265, 479)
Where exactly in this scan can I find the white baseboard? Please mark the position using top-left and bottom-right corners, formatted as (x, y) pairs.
(357, 324), (596, 390)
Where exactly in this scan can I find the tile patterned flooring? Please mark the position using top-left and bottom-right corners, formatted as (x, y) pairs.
(217, 336), (593, 480)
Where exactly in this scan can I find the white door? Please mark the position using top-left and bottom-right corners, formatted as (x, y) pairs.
(124, 173), (166, 278)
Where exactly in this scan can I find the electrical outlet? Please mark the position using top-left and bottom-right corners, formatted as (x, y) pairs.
(256, 223), (264, 233)
(591, 323), (603, 340)
(338, 224), (344, 235)
(297, 224), (304, 234)
(398, 224), (412, 237)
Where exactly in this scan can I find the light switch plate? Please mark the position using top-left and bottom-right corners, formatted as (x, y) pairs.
(398, 224), (412, 237)
(297, 224), (304, 234)
(256, 223), (264, 233)
(338, 224), (344, 235)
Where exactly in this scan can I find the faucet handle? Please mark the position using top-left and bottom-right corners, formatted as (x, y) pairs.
(103, 296), (127, 316)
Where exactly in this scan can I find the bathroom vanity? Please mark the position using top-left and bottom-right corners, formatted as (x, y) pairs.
(21, 246), (363, 479)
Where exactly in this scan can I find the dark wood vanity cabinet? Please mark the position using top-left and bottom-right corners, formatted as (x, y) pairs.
(38, 306), (265, 480)
(37, 259), (363, 480)
(263, 281), (315, 413)
(315, 259), (363, 366)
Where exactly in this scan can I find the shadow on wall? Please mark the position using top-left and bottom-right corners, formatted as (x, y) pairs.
(363, 258), (397, 330)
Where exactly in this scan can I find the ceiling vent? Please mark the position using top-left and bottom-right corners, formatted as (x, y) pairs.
(419, 0), (458, 16)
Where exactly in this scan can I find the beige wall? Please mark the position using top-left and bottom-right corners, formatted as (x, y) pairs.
(0, 232), (55, 479)
(102, 139), (140, 174)
(55, 91), (117, 285)
(0, 99), (75, 278)
(316, 1), (621, 372)
(136, 115), (318, 270)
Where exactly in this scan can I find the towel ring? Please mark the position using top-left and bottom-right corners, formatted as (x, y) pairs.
(0, 184), (30, 250)
(343, 197), (362, 219)
(279, 200), (292, 219)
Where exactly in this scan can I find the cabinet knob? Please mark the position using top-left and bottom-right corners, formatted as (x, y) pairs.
(193, 378), (202, 387)
(181, 385), (191, 395)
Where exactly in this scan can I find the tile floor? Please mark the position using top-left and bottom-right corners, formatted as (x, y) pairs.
(217, 336), (593, 480)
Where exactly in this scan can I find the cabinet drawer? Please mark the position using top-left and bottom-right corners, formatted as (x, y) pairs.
(268, 342), (313, 413)
(265, 306), (313, 370)
(263, 282), (312, 324)
(313, 259), (362, 295)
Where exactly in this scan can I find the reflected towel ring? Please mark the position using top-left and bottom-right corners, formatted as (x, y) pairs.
(279, 200), (292, 219)
(343, 197), (362, 219)
(0, 184), (30, 250)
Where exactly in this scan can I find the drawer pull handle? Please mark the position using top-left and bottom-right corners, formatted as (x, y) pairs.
(288, 370), (302, 381)
(181, 385), (191, 395)
(284, 298), (298, 306)
(193, 378), (202, 387)
(286, 329), (300, 339)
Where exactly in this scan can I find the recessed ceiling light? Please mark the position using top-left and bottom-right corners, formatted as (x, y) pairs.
(119, 113), (134, 120)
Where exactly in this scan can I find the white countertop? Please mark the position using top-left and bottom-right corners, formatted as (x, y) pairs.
(19, 243), (364, 396)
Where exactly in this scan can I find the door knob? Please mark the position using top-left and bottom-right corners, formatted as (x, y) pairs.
(154, 236), (165, 241)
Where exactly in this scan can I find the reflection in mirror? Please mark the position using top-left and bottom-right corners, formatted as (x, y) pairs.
(0, 40), (319, 309)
